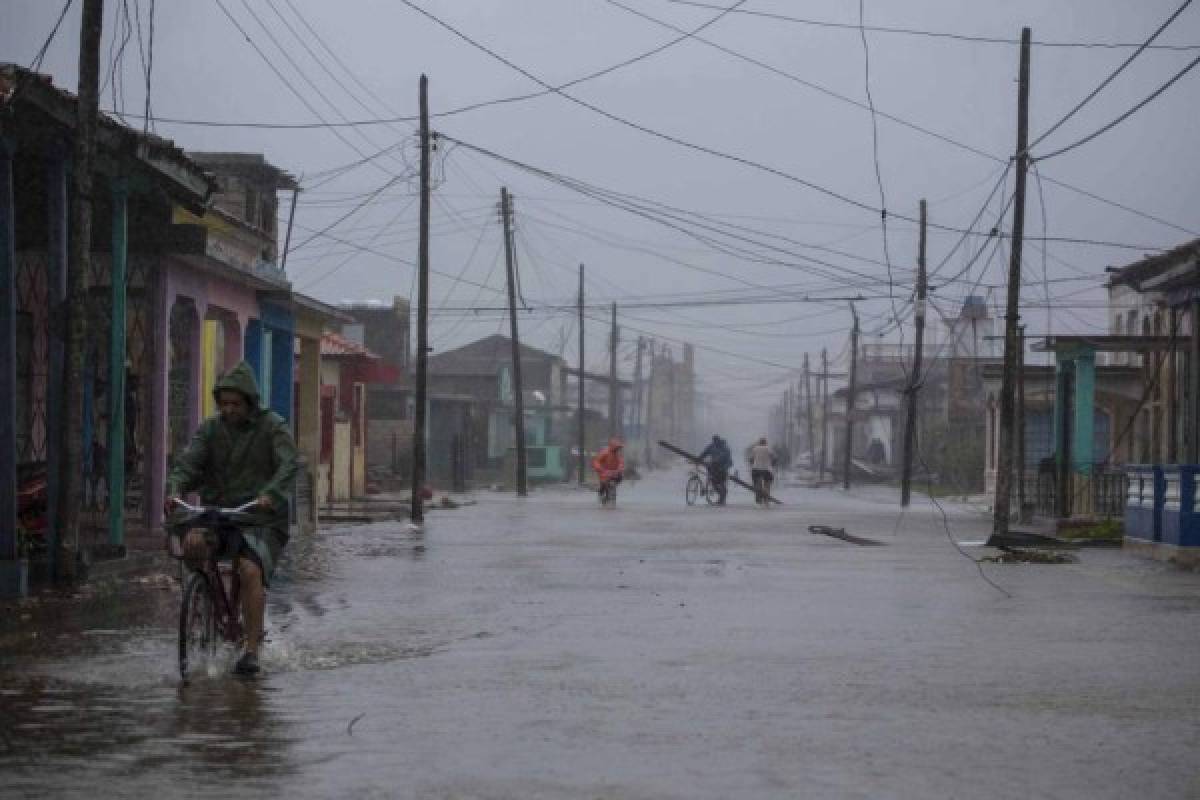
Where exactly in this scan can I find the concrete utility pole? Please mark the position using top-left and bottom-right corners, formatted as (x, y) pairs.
(279, 186), (300, 273)
(803, 353), (815, 469)
(608, 302), (619, 440)
(900, 199), (928, 507)
(820, 348), (829, 482)
(991, 27), (1032, 543)
(501, 187), (527, 497)
(55, 0), (105, 578)
(842, 305), (860, 491)
(410, 74), (431, 524)
(577, 264), (585, 485)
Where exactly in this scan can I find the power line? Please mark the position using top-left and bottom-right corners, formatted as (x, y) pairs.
(1028, 0), (1194, 151)
(602, 0), (1200, 238)
(1034, 51), (1200, 161)
(648, 0), (1200, 51)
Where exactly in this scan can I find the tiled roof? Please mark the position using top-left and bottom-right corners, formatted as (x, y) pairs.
(321, 331), (379, 359)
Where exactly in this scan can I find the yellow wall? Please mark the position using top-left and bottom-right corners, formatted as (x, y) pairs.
(200, 319), (225, 418)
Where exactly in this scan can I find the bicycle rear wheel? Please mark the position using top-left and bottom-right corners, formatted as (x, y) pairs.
(179, 571), (216, 680)
(685, 475), (701, 505)
(703, 480), (717, 505)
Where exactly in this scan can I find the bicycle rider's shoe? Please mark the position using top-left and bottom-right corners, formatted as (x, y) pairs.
(233, 651), (260, 676)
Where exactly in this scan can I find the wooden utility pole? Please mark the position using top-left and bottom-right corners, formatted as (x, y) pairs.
(820, 348), (829, 481)
(991, 27), (1032, 543)
(803, 353), (815, 469)
(577, 264), (585, 484)
(501, 188), (528, 496)
(410, 74), (431, 523)
(842, 305), (860, 491)
(633, 336), (644, 440)
(1017, 324), (1027, 519)
(56, 0), (105, 577)
(608, 302), (619, 440)
(900, 199), (928, 507)
(643, 340), (655, 469)
(1191, 299), (1200, 462)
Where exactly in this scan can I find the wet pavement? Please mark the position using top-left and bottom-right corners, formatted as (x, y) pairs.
(2, 469), (1200, 799)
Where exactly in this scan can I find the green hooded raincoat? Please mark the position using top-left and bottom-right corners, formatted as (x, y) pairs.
(167, 361), (298, 584)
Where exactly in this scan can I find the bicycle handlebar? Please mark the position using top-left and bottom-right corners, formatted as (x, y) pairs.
(169, 498), (257, 516)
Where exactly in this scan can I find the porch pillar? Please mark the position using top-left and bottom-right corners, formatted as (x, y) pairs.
(148, 276), (171, 532)
(0, 137), (17, 572)
(244, 318), (263, 377)
(46, 148), (68, 577)
(270, 322), (295, 423)
(1071, 350), (1096, 472)
(296, 334), (321, 530)
(1054, 357), (1072, 518)
(107, 177), (128, 547)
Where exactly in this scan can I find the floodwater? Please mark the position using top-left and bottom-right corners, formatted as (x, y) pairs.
(2, 470), (1200, 799)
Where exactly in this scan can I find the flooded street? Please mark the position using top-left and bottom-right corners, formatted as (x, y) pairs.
(3, 470), (1200, 799)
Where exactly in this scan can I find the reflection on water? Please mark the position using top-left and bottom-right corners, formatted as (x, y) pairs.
(0, 673), (296, 794)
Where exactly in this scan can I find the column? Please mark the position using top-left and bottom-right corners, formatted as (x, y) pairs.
(270, 322), (294, 423)
(0, 138), (17, 572)
(1071, 350), (1096, 472)
(1071, 349), (1096, 515)
(244, 317), (263, 377)
(1053, 356), (1071, 518)
(148, 277), (172, 533)
(296, 334), (321, 530)
(46, 148), (68, 577)
(107, 177), (128, 547)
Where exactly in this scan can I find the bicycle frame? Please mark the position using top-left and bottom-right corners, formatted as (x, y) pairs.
(172, 500), (256, 645)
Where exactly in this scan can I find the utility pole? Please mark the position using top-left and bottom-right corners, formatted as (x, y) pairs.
(608, 302), (619, 440)
(56, 0), (105, 577)
(633, 336), (644, 444)
(577, 264), (585, 485)
(803, 353), (815, 470)
(410, 74), (431, 524)
(842, 305), (860, 491)
(820, 348), (829, 482)
(643, 340), (655, 469)
(900, 198), (928, 507)
(501, 187), (528, 497)
(1017, 324), (1027, 520)
(991, 27), (1032, 543)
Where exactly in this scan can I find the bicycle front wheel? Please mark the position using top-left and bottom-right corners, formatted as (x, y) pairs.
(685, 475), (701, 505)
(179, 571), (216, 680)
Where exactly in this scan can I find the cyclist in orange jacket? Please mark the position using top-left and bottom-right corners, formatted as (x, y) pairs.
(591, 437), (625, 496)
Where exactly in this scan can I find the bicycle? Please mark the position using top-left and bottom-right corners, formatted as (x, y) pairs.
(752, 470), (774, 506)
(167, 498), (256, 680)
(598, 473), (620, 507)
(685, 465), (717, 506)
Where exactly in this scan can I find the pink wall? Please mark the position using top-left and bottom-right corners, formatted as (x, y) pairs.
(147, 257), (261, 527)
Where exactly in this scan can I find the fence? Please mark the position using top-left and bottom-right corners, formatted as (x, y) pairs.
(1030, 463), (1127, 518)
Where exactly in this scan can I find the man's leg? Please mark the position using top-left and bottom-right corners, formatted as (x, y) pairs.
(237, 556), (266, 657)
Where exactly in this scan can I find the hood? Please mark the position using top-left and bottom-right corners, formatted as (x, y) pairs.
(212, 361), (261, 409)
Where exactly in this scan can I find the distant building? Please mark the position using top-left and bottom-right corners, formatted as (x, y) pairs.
(428, 334), (567, 483)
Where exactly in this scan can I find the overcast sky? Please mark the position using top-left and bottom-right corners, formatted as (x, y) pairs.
(5, 0), (1200, 446)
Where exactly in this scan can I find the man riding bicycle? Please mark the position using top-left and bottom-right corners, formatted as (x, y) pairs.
(697, 434), (732, 505)
(165, 361), (297, 676)
(591, 437), (625, 498)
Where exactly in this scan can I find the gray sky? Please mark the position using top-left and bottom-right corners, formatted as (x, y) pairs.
(5, 0), (1200, 446)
